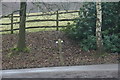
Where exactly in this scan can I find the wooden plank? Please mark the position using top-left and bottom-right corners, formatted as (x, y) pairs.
(1, 11), (79, 18)
(11, 14), (14, 34)
(56, 11), (59, 31)
(0, 26), (67, 32)
(1, 19), (77, 25)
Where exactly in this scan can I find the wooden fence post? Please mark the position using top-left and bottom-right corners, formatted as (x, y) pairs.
(56, 11), (59, 31)
(11, 13), (13, 34)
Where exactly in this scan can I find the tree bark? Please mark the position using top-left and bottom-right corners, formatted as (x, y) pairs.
(96, 2), (104, 54)
(17, 2), (27, 51)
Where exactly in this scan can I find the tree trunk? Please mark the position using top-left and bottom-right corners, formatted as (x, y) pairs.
(17, 2), (27, 51)
(96, 2), (104, 54)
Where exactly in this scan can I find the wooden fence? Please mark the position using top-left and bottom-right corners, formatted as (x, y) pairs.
(0, 10), (79, 34)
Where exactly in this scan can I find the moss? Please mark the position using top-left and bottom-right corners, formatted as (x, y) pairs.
(7, 46), (30, 57)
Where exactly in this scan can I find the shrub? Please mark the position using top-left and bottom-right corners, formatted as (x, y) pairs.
(79, 35), (96, 51)
(103, 34), (120, 53)
(64, 2), (120, 53)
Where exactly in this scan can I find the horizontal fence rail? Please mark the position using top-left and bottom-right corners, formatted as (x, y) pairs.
(0, 10), (79, 33)
(1, 19), (78, 25)
(0, 26), (67, 32)
(1, 11), (79, 18)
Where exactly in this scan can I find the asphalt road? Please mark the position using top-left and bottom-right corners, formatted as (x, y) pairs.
(1, 64), (119, 78)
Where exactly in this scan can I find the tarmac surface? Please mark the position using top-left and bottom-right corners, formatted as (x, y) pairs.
(1, 64), (119, 78)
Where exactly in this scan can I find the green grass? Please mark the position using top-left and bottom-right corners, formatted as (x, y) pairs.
(0, 10), (79, 34)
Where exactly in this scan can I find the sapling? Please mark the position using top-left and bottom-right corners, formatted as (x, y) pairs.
(56, 38), (64, 65)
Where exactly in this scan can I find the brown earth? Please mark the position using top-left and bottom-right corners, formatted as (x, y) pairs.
(2, 31), (118, 70)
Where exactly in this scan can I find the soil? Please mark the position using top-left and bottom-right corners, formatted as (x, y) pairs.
(2, 31), (118, 70)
